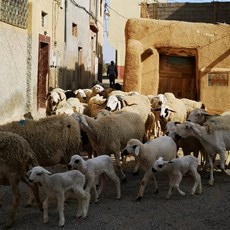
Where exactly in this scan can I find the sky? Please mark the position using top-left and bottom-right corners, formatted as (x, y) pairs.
(102, 0), (230, 63)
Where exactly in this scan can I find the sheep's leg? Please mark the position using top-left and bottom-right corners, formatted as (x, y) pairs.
(105, 171), (121, 200)
(136, 169), (152, 201)
(207, 154), (214, 186)
(151, 173), (159, 193)
(5, 182), (20, 228)
(166, 177), (174, 199)
(74, 188), (90, 219)
(86, 176), (99, 203)
(97, 174), (106, 197)
(114, 153), (126, 181)
(189, 170), (202, 195)
(133, 160), (140, 175)
(174, 174), (185, 196)
(57, 193), (65, 227)
(43, 196), (49, 224)
(219, 152), (230, 176)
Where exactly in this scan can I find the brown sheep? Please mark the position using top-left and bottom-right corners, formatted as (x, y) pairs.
(0, 131), (43, 228)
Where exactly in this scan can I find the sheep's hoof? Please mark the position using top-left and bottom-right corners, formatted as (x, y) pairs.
(136, 196), (142, 202)
(94, 200), (99, 204)
(154, 188), (159, 194)
(165, 196), (170, 200)
(121, 178), (127, 184)
(133, 171), (139, 176)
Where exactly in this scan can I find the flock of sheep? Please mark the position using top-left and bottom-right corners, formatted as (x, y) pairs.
(1, 83), (230, 228)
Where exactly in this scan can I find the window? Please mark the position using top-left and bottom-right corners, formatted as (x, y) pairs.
(72, 23), (77, 37)
(41, 11), (48, 27)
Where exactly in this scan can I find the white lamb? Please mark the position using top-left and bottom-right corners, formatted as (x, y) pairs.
(28, 166), (90, 227)
(152, 155), (202, 199)
(68, 154), (121, 203)
(122, 136), (177, 201)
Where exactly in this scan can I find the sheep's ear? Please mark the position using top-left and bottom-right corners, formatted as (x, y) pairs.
(134, 145), (140, 156)
(27, 170), (32, 176)
(43, 168), (52, 175)
(168, 108), (176, 113)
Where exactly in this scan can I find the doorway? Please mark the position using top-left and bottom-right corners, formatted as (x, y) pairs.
(158, 53), (197, 100)
(37, 36), (49, 109)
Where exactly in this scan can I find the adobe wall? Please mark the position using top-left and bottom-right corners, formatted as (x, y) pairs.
(124, 18), (230, 113)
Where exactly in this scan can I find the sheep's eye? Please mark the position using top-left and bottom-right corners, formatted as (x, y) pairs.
(158, 164), (163, 168)
(132, 145), (137, 149)
(37, 173), (42, 176)
(75, 159), (79, 164)
(52, 101), (57, 106)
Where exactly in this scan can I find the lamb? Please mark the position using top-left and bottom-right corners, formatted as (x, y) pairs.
(0, 132), (42, 228)
(0, 114), (81, 167)
(122, 136), (177, 201)
(152, 155), (202, 199)
(72, 111), (146, 181)
(175, 121), (230, 185)
(28, 166), (90, 227)
(68, 154), (121, 203)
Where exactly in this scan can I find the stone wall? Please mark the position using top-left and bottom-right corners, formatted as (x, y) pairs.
(146, 2), (230, 24)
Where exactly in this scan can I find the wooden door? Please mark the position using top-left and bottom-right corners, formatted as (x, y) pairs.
(159, 55), (196, 100)
(37, 42), (49, 108)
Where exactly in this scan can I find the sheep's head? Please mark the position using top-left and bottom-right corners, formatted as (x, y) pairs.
(28, 166), (51, 183)
(152, 157), (169, 172)
(68, 154), (87, 172)
(122, 139), (141, 157)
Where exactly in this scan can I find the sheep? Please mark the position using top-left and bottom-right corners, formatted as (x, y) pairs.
(0, 132), (42, 228)
(152, 155), (202, 199)
(55, 98), (88, 115)
(105, 94), (155, 140)
(175, 121), (230, 185)
(71, 111), (146, 181)
(165, 121), (208, 166)
(121, 136), (177, 201)
(0, 114), (81, 168)
(87, 94), (107, 117)
(153, 92), (204, 133)
(187, 109), (230, 166)
(45, 88), (67, 116)
(28, 166), (90, 227)
(68, 154), (121, 203)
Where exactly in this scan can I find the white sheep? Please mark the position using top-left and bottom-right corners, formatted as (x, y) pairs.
(68, 154), (121, 203)
(45, 88), (67, 116)
(153, 92), (204, 133)
(0, 132), (42, 228)
(122, 136), (177, 201)
(28, 166), (90, 227)
(165, 121), (208, 166)
(175, 121), (230, 185)
(152, 155), (202, 199)
(72, 111), (146, 181)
